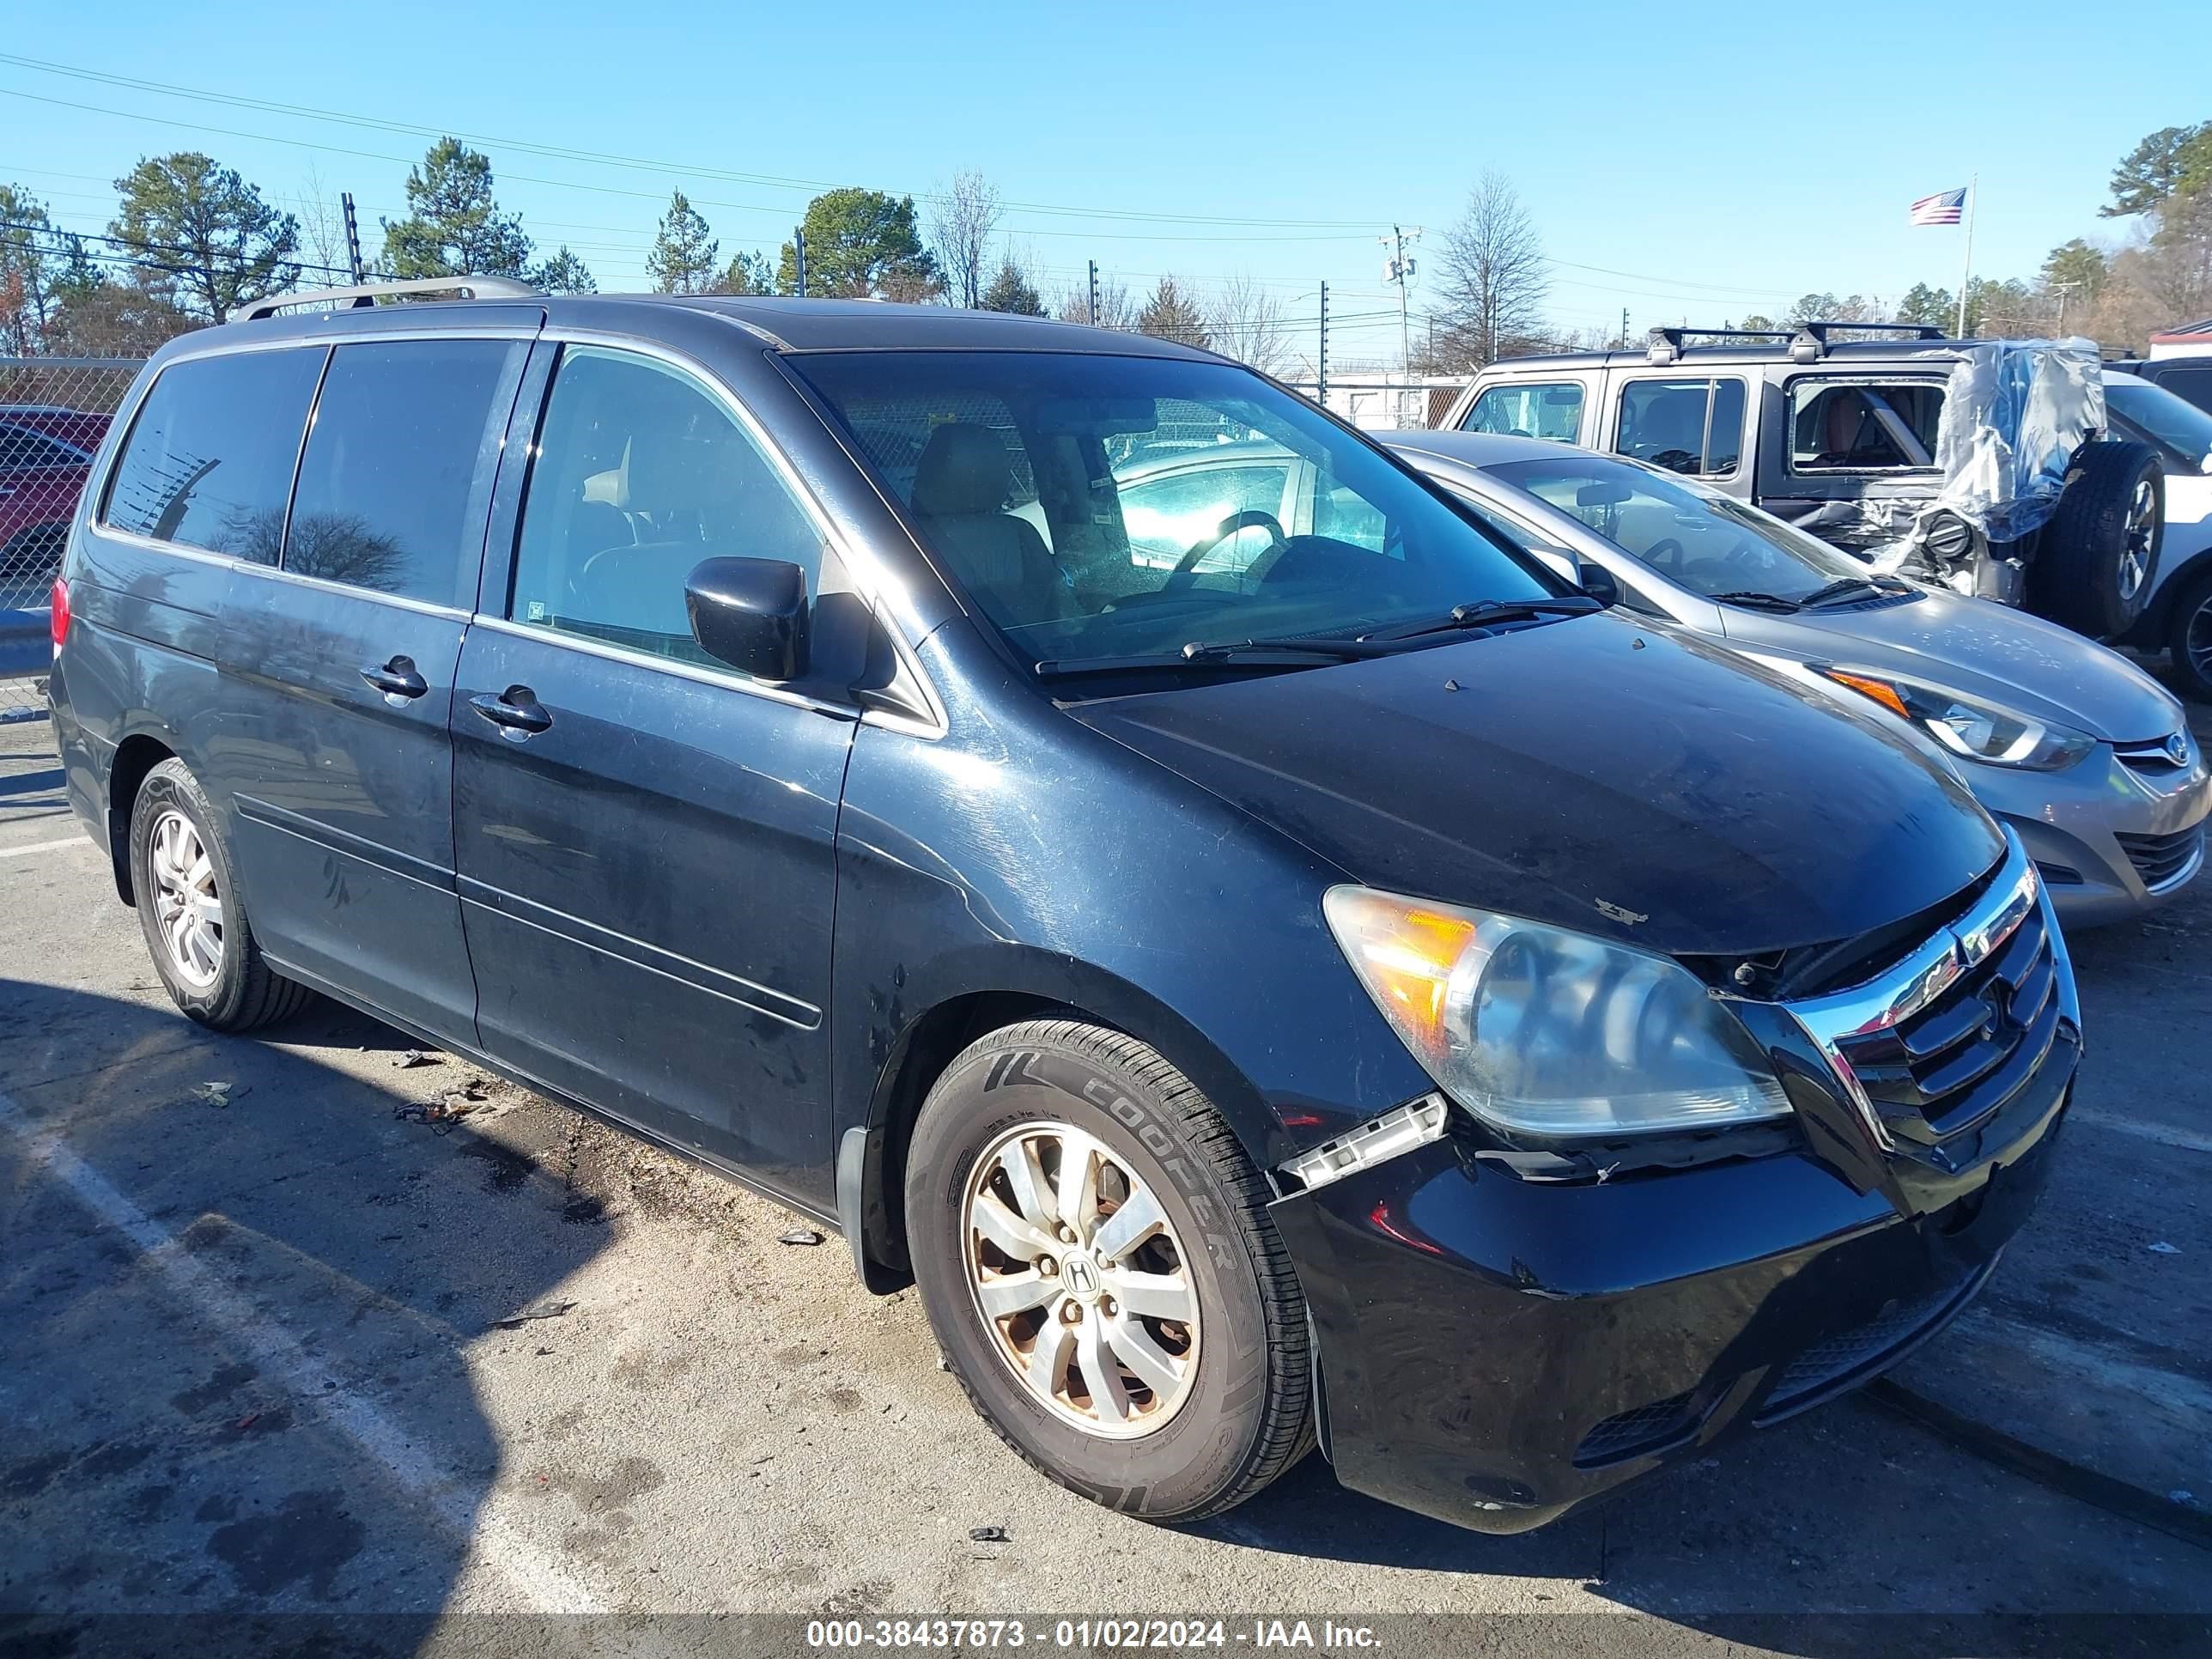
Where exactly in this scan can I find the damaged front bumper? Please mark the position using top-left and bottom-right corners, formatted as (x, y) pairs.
(1269, 853), (2079, 1535)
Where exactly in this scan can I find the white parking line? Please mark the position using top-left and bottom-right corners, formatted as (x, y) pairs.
(0, 1088), (605, 1616)
(2075, 1110), (2212, 1157)
(0, 836), (87, 860)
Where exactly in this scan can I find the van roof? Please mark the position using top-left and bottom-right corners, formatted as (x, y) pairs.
(231, 279), (1215, 360)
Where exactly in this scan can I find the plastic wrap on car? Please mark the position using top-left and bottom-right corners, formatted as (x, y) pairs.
(1781, 340), (2106, 590)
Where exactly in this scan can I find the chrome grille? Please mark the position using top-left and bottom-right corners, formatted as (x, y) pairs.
(1784, 831), (2075, 1152)
(2114, 733), (2194, 775)
(2116, 825), (2204, 892)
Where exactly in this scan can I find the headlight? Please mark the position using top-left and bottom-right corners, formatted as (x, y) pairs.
(1822, 670), (2095, 771)
(1322, 887), (1790, 1139)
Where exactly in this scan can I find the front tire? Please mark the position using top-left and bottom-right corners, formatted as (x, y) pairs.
(2031, 440), (2162, 640)
(128, 758), (313, 1031)
(904, 1018), (1311, 1522)
(2168, 568), (2212, 704)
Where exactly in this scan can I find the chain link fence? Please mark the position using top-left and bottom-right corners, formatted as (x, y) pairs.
(3, 356), (144, 719)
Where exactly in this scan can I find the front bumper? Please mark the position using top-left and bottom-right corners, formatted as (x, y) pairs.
(1977, 744), (2209, 927)
(1271, 862), (2078, 1535)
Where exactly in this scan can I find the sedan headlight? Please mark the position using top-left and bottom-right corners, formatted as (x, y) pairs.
(1822, 670), (2096, 771)
(1322, 887), (1790, 1139)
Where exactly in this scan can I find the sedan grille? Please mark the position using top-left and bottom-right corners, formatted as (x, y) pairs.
(2113, 734), (2193, 775)
(2116, 825), (2204, 892)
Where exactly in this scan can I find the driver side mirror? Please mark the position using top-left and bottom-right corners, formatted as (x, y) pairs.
(686, 556), (810, 682)
(1576, 562), (1622, 606)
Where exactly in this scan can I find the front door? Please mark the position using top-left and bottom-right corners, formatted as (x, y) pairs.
(451, 343), (855, 1203)
(215, 334), (529, 1041)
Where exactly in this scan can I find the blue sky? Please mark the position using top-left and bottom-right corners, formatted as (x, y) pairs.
(3, 0), (2203, 364)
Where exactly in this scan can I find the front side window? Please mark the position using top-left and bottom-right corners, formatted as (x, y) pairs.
(1489, 453), (1874, 604)
(286, 339), (524, 606)
(509, 345), (823, 668)
(2149, 367), (2212, 418)
(791, 350), (1556, 675)
(1463, 381), (1584, 442)
(1788, 380), (1943, 471)
(1613, 378), (1745, 477)
(100, 349), (325, 562)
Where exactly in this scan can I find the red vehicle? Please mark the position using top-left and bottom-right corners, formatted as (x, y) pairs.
(2, 406), (112, 610)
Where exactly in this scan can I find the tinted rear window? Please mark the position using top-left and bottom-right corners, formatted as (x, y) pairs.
(286, 339), (523, 606)
(102, 349), (325, 562)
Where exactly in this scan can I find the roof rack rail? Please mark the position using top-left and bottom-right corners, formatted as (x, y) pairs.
(240, 275), (542, 323)
(1645, 325), (1796, 363)
(1786, 319), (1946, 362)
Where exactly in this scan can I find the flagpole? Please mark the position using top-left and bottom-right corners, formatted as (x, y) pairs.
(1955, 175), (1977, 338)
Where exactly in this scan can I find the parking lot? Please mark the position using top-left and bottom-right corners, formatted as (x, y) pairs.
(0, 692), (2207, 1658)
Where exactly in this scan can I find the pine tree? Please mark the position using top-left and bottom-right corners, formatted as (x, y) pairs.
(110, 154), (300, 324)
(646, 191), (720, 294)
(380, 138), (532, 280)
(1137, 276), (1208, 348)
(980, 258), (1045, 316)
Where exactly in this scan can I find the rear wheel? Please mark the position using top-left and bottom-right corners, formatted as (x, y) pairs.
(2168, 568), (2212, 704)
(2029, 440), (2162, 640)
(904, 1018), (1311, 1522)
(128, 759), (314, 1030)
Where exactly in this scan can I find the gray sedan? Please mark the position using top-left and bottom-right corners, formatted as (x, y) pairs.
(1385, 429), (2209, 927)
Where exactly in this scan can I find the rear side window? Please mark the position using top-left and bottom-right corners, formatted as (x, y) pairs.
(2155, 367), (2212, 415)
(508, 345), (823, 668)
(287, 339), (524, 607)
(100, 349), (325, 561)
(1789, 381), (1944, 471)
(1613, 378), (1745, 477)
(1462, 381), (1583, 441)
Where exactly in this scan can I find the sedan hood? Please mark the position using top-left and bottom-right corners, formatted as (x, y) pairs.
(1069, 613), (2002, 957)
(1755, 589), (2184, 743)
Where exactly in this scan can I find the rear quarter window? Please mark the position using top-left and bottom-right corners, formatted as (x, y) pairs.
(1462, 381), (1584, 441)
(100, 349), (325, 562)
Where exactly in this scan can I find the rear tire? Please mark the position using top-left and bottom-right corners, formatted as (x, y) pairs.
(127, 759), (314, 1031)
(904, 1018), (1311, 1522)
(2029, 440), (2162, 640)
(2167, 568), (2212, 704)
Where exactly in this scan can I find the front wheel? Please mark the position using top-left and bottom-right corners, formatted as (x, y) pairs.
(2168, 568), (2212, 704)
(2031, 440), (2162, 640)
(904, 1019), (1312, 1522)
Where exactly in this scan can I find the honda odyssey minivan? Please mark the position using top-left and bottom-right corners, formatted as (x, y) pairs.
(48, 280), (2077, 1534)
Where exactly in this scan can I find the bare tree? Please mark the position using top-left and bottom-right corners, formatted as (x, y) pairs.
(1431, 171), (1547, 370)
(1057, 275), (1136, 330)
(1206, 272), (1291, 375)
(295, 163), (353, 282)
(927, 169), (1002, 308)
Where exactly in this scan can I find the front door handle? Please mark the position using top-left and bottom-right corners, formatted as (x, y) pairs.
(361, 655), (429, 700)
(470, 686), (553, 737)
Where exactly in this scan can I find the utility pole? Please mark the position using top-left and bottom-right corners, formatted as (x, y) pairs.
(1317, 281), (1329, 407)
(793, 228), (808, 298)
(1087, 259), (1100, 327)
(1620, 307), (1631, 350)
(1380, 224), (1421, 373)
(2051, 279), (2081, 335)
(340, 191), (365, 284)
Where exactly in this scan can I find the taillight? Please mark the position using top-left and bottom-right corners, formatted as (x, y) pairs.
(50, 577), (70, 650)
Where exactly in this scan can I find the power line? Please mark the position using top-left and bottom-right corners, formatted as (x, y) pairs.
(0, 54), (1395, 234)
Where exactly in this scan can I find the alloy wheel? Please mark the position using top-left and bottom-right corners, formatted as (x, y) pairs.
(963, 1120), (1200, 1438)
(149, 809), (223, 988)
(2188, 591), (2212, 683)
(2118, 477), (2157, 602)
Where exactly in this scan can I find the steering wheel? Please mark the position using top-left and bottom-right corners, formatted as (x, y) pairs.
(1164, 509), (1288, 590)
(1641, 538), (1687, 575)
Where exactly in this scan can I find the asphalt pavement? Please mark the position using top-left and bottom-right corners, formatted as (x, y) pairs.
(1, 701), (2208, 1659)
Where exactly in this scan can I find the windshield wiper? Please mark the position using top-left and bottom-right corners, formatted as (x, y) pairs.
(1798, 575), (1890, 609)
(1358, 596), (1602, 643)
(1034, 636), (1391, 680)
(1705, 589), (1807, 612)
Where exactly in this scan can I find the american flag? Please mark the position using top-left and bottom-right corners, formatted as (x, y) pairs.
(1909, 187), (1968, 226)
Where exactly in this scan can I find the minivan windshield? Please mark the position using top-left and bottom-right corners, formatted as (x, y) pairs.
(2105, 374), (2212, 468)
(1486, 453), (1883, 606)
(791, 350), (1559, 674)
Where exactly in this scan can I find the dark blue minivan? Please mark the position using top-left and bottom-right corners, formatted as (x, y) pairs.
(47, 282), (2078, 1533)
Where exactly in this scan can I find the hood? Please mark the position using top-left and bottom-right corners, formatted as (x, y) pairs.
(1735, 589), (2183, 743)
(1068, 612), (2002, 958)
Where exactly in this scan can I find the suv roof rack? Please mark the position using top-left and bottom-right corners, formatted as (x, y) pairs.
(1645, 325), (1795, 363)
(240, 275), (542, 322)
(1787, 319), (1947, 362)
